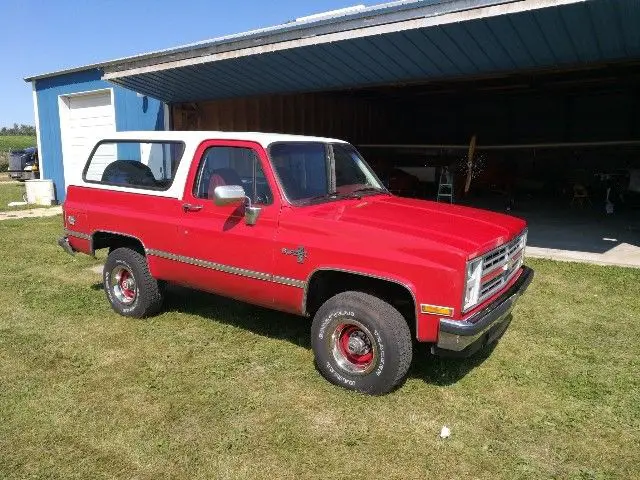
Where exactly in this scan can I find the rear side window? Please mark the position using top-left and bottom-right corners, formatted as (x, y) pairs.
(83, 140), (186, 190)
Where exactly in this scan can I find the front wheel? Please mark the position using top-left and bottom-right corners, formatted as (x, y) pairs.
(103, 247), (164, 318)
(311, 291), (413, 395)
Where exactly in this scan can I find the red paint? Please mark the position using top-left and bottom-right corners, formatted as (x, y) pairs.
(119, 270), (136, 300)
(337, 324), (374, 368)
(63, 136), (528, 344)
(482, 267), (504, 284)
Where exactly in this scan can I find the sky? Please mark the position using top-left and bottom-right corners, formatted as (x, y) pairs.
(0, 0), (378, 128)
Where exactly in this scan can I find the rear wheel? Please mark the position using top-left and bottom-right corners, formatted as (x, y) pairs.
(103, 247), (163, 318)
(311, 291), (412, 395)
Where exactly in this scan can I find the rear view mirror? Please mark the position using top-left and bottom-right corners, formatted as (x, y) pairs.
(213, 185), (245, 206)
(213, 184), (262, 226)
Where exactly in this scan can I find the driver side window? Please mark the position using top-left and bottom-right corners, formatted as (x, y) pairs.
(193, 146), (273, 205)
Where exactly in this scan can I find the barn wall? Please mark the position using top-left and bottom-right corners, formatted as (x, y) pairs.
(172, 92), (399, 145)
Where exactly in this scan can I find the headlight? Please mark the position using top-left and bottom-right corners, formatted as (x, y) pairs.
(463, 257), (483, 312)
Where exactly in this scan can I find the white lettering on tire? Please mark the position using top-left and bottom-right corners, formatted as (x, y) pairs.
(317, 310), (354, 339)
(106, 259), (138, 314)
(326, 361), (356, 386)
(374, 329), (385, 376)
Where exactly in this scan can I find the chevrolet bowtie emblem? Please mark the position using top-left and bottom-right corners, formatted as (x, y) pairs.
(281, 246), (307, 264)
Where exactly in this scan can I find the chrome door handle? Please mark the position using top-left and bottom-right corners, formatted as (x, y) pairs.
(182, 203), (203, 212)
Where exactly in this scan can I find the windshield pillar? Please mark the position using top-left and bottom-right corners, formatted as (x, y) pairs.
(327, 144), (336, 194)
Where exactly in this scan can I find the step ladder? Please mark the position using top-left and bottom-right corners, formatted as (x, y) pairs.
(437, 167), (454, 203)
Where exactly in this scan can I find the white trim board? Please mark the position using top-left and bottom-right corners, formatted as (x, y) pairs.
(163, 103), (170, 130)
(31, 81), (44, 179)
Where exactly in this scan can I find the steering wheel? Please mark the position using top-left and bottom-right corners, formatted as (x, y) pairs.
(255, 191), (272, 205)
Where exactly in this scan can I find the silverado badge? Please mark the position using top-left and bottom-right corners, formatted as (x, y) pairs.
(281, 246), (307, 264)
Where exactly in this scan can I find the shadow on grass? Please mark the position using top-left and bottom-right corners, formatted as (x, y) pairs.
(409, 342), (497, 386)
(93, 282), (496, 386)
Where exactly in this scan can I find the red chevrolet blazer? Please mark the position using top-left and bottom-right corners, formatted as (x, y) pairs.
(59, 131), (533, 394)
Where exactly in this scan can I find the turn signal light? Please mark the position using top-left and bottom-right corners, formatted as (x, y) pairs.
(420, 304), (454, 317)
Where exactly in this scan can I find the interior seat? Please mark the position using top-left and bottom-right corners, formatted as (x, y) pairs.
(207, 168), (244, 200)
(101, 160), (157, 187)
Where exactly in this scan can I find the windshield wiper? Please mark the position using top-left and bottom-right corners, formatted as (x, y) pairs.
(344, 187), (389, 199)
(302, 187), (387, 204)
(303, 191), (339, 203)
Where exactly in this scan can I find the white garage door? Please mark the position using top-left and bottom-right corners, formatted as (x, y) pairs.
(59, 90), (116, 189)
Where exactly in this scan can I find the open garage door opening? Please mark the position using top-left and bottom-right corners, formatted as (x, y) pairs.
(170, 61), (640, 262)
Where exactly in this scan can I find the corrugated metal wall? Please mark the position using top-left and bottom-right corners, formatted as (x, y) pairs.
(172, 92), (397, 145)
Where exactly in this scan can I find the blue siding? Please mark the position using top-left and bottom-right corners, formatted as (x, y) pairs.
(35, 68), (165, 202)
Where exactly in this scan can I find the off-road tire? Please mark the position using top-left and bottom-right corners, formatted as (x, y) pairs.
(311, 291), (413, 395)
(103, 247), (163, 318)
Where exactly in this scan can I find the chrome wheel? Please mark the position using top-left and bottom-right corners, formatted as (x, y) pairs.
(331, 319), (377, 375)
(110, 266), (137, 304)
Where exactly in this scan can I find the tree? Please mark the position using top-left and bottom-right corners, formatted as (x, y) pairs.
(0, 124), (36, 136)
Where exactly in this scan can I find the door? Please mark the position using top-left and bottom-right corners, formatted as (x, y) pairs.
(175, 140), (281, 308)
(59, 90), (116, 191)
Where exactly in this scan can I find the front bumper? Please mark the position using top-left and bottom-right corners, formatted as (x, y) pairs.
(434, 266), (534, 357)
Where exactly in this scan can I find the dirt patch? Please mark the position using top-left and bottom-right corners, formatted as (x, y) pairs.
(0, 206), (62, 221)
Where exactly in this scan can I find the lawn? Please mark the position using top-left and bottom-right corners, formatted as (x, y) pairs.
(0, 216), (639, 479)
(0, 179), (33, 212)
(0, 180), (29, 211)
(0, 135), (36, 153)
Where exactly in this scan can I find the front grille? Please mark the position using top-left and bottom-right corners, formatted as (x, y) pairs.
(478, 230), (527, 304)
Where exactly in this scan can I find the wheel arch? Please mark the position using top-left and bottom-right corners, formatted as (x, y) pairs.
(304, 268), (418, 335)
(91, 231), (146, 256)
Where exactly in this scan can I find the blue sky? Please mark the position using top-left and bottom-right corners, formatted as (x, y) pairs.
(0, 0), (376, 128)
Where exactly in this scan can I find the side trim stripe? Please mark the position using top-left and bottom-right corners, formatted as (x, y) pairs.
(146, 248), (306, 289)
(65, 229), (91, 240)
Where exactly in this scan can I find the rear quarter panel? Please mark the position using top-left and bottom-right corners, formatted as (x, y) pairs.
(64, 185), (182, 265)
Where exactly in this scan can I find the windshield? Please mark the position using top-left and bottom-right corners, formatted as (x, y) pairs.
(269, 142), (386, 203)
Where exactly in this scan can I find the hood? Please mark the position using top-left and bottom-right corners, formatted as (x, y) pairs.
(305, 195), (527, 259)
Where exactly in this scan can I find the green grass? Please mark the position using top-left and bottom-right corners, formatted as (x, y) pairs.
(0, 180), (29, 211)
(1, 216), (639, 479)
(0, 135), (36, 152)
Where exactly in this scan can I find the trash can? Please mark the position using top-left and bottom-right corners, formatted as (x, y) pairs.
(25, 179), (55, 206)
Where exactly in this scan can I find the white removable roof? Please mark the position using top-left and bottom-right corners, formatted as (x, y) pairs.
(70, 130), (349, 199)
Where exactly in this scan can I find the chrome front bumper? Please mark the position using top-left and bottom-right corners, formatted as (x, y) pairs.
(434, 266), (534, 356)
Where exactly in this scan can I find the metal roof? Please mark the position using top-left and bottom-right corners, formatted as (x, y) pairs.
(24, 0), (508, 82)
(26, 0), (640, 103)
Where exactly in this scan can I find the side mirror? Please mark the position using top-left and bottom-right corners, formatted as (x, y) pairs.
(213, 184), (262, 226)
(213, 185), (245, 206)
